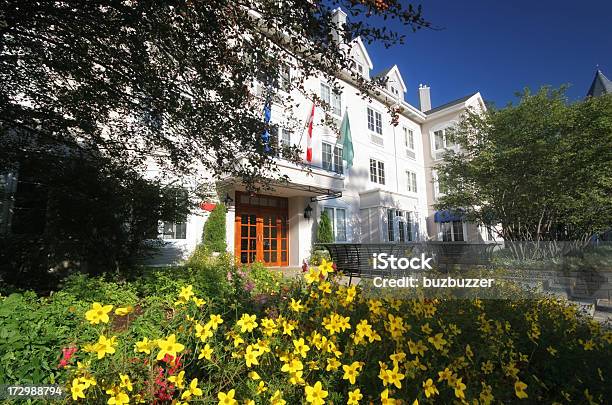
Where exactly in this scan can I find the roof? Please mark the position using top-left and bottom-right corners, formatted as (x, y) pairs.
(424, 93), (477, 115)
(586, 70), (612, 97)
(372, 65), (407, 92)
(351, 37), (373, 69)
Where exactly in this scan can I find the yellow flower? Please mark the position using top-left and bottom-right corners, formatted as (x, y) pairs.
(256, 381), (268, 394)
(181, 378), (203, 400)
(282, 320), (296, 336)
(119, 374), (132, 392)
(454, 378), (467, 399)
(481, 360), (494, 374)
(421, 323), (433, 334)
(85, 335), (117, 359)
(71, 378), (86, 401)
(290, 298), (306, 312)
(305, 381), (328, 405)
(546, 346), (558, 356)
(248, 371), (261, 380)
(385, 364), (405, 389)
(326, 357), (341, 371)
(168, 370), (185, 389)
(305, 268), (321, 284)
(156, 334), (185, 360)
(236, 313), (258, 333)
(428, 333), (447, 350)
(480, 382), (494, 405)
(293, 338), (310, 358)
(114, 306), (133, 316)
(270, 390), (286, 405)
(209, 314), (224, 329)
(342, 361), (361, 385)
(347, 388), (363, 404)
(318, 259), (334, 277)
(514, 380), (528, 399)
(195, 323), (213, 342)
(380, 388), (397, 405)
(244, 344), (262, 368)
(179, 285), (194, 301)
(85, 302), (113, 325)
(192, 297), (206, 307)
(289, 370), (305, 385)
(135, 337), (154, 354)
(198, 344), (213, 360)
(218, 389), (238, 405)
(106, 388), (129, 405)
(422, 378), (439, 398)
(281, 358), (303, 374)
(78, 376), (96, 389)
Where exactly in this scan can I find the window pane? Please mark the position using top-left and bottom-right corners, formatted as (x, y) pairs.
(406, 214), (413, 242)
(453, 221), (464, 242)
(336, 209), (346, 241)
(369, 159), (377, 182)
(322, 143), (332, 170)
(434, 130), (444, 150)
(398, 221), (405, 242)
(375, 111), (382, 134)
(377, 161), (385, 185)
(411, 172), (417, 193)
(333, 146), (343, 174)
(387, 209), (394, 242)
(442, 222), (452, 242)
(176, 222), (187, 239)
(321, 83), (330, 104)
(332, 91), (342, 116)
(281, 129), (291, 147)
(324, 207), (335, 239)
(367, 108), (375, 132)
(408, 130), (414, 150)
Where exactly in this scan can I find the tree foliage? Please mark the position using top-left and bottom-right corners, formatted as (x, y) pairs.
(317, 210), (334, 243)
(203, 204), (227, 253)
(436, 87), (612, 243)
(0, 0), (430, 185)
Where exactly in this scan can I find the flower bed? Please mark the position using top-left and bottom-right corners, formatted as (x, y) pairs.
(1, 257), (611, 404)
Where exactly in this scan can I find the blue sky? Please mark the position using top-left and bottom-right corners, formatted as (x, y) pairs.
(362, 0), (612, 109)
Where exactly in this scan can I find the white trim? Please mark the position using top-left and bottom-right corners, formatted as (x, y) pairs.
(351, 37), (374, 69)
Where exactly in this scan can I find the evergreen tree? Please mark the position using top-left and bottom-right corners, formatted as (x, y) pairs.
(203, 204), (227, 253)
(317, 211), (334, 243)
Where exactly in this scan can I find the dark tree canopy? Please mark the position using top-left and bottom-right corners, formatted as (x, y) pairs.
(436, 87), (612, 243)
(0, 0), (429, 184)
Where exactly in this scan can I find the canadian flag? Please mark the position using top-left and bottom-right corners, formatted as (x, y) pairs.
(306, 102), (315, 162)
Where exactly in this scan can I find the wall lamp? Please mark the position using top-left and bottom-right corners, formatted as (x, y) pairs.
(304, 203), (313, 220)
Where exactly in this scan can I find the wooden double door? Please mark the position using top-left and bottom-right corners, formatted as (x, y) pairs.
(234, 192), (289, 266)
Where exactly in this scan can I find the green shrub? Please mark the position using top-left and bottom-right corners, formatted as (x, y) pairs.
(317, 210), (334, 243)
(202, 204), (227, 253)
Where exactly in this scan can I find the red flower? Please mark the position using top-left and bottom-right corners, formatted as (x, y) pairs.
(58, 346), (77, 368)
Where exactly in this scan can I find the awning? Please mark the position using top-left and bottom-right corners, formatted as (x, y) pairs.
(434, 209), (464, 223)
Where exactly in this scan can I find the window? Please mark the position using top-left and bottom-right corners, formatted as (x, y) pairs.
(387, 209), (394, 242)
(369, 159), (385, 184)
(351, 60), (364, 75)
(367, 107), (383, 135)
(324, 207), (347, 242)
(433, 128), (455, 151)
(391, 86), (399, 96)
(162, 221), (187, 239)
(406, 213), (413, 242)
(321, 83), (342, 116)
(279, 64), (291, 92)
(406, 171), (417, 193)
(280, 128), (291, 147)
(440, 221), (464, 242)
(322, 142), (343, 174)
(403, 127), (414, 150)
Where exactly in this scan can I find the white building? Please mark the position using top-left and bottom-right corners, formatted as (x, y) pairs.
(151, 11), (489, 267)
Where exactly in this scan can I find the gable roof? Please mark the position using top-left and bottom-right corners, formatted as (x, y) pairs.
(587, 70), (612, 97)
(372, 65), (407, 92)
(425, 93), (478, 115)
(351, 36), (373, 69)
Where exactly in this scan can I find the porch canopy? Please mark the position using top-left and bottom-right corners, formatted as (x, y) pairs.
(434, 209), (464, 223)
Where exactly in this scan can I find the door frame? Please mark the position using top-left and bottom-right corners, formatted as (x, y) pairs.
(234, 192), (289, 266)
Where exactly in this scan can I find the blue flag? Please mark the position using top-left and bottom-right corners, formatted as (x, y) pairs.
(262, 99), (272, 153)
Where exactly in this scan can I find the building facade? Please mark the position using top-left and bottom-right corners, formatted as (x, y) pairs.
(147, 12), (489, 267)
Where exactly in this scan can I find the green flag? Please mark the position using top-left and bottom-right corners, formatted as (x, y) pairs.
(340, 110), (354, 168)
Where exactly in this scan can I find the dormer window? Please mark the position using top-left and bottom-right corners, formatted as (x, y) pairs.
(390, 86), (399, 96)
(350, 59), (364, 75)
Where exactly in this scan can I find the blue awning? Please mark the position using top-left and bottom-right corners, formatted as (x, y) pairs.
(434, 209), (464, 223)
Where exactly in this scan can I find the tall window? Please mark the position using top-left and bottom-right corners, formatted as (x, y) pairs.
(441, 221), (464, 242)
(369, 159), (385, 184)
(387, 209), (394, 242)
(406, 212), (413, 242)
(406, 171), (417, 193)
(322, 142), (343, 174)
(433, 128), (455, 151)
(162, 222), (187, 239)
(279, 64), (291, 92)
(404, 127), (414, 150)
(397, 211), (405, 242)
(324, 207), (347, 242)
(367, 107), (383, 135)
(321, 83), (341, 116)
